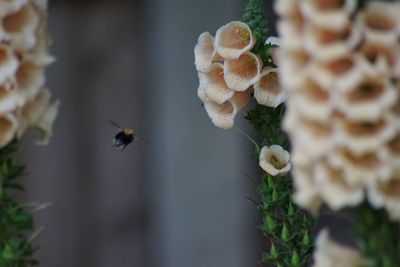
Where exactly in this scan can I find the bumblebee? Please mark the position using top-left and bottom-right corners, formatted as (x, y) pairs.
(109, 120), (135, 150)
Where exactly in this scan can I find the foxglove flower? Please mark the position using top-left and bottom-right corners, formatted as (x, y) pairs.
(259, 145), (291, 176)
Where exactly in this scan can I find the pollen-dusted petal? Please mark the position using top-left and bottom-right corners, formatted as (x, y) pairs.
(300, 0), (356, 30)
(303, 23), (362, 61)
(214, 21), (255, 60)
(313, 229), (363, 267)
(16, 88), (50, 138)
(315, 162), (364, 209)
(223, 51), (261, 91)
(35, 100), (59, 145)
(357, 1), (399, 46)
(254, 68), (286, 108)
(0, 44), (18, 84)
(259, 145), (291, 176)
(2, 3), (40, 51)
(15, 61), (45, 105)
(198, 63), (234, 104)
(336, 115), (396, 155)
(336, 75), (397, 120)
(367, 173), (400, 221)
(0, 113), (18, 148)
(194, 32), (216, 72)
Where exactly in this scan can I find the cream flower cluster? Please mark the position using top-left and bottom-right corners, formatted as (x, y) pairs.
(277, 0), (400, 218)
(195, 21), (285, 129)
(0, 0), (58, 148)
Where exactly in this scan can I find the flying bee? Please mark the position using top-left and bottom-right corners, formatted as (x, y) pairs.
(109, 120), (147, 151)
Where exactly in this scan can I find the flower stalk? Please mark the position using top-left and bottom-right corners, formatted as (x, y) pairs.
(0, 141), (37, 267)
(242, 1), (316, 266)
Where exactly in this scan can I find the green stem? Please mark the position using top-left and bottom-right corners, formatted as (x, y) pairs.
(0, 141), (37, 267)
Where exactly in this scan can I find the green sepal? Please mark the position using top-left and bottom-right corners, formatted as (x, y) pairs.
(281, 224), (290, 242)
(290, 250), (300, 266)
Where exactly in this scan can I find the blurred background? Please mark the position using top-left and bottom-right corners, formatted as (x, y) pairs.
(17, 0), (280, 267)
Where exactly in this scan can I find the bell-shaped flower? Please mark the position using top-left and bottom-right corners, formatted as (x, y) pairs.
(259, 145), (291, 176)
(15, 60), (45, 105)
(198, 63), (234, 104)
(223, 51), (261, 91)
(214, 21), (255, 59)
(2, 3), (40, 51)
(254, 67), (286, 108)
(203, 91), (250, 130)
(194, 32), (220, 73)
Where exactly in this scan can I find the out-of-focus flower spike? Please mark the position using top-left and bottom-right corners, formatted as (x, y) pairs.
(300, 0), (357, 31)
(16, 88), (49, 138)
(15, 61), (45, 105)
(357, 1), (399, 46)
(0, 44), (18, 84)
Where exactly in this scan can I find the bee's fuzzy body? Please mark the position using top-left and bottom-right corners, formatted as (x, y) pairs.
(112, 130), (134, 150)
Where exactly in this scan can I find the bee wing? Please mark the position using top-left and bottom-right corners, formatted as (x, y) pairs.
(135, 134), (150, 145)
(109, 120), (123, 130)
